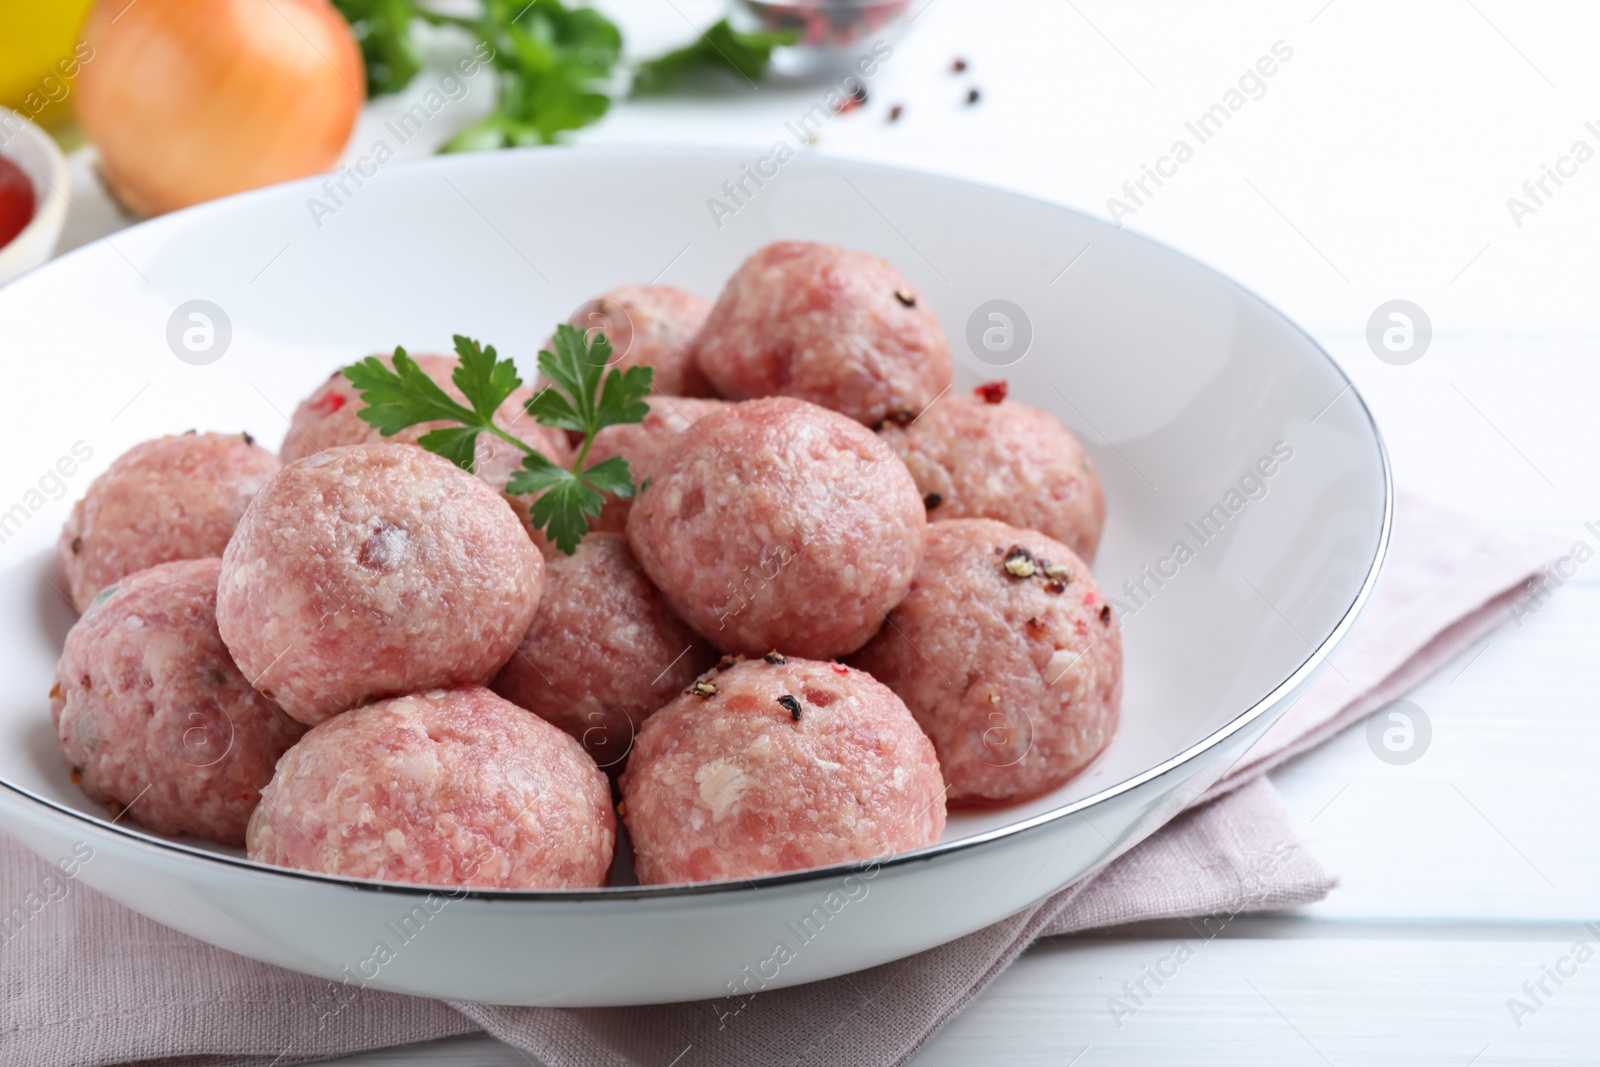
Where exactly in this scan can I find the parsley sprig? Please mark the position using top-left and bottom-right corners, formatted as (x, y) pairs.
(333, 0), (621, 143)
(333, 2), (797, 146)
(343, 326), (652, 554)
(442, 0), (623, 151)
(631, 20), (799, 95)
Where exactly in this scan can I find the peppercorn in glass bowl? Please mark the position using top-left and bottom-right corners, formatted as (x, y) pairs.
(729, 0), (915, 75)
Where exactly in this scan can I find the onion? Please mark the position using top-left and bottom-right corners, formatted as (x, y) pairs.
(76, 0), (365, 216)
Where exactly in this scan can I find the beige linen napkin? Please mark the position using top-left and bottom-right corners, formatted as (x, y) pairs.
(0, 493), (1564, 1067)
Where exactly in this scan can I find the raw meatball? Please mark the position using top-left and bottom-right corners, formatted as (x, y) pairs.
(626, 398), (926, 659)
(278, 352), (570, 470)
(51, 559), (306, 845)
(247, 686), (613, 888)
(57, 433), (280, 612)
(563, 285), (714, 397)
(493, 533), (717, 771)
(620, 656), (946, 884)
(881, 390), (1107, 562)
(583, 396), (729, 533)
(217, 444), (542, 726)
(692, 241), (953, 426)
(850, 519), (1121, 806)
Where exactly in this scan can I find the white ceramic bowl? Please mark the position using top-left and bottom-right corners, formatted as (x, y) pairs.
(0, 108), (69, 287)
(0, 147), (1389, 1006)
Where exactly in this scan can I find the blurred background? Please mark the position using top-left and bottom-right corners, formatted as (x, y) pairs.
(0, 0), (94, 131)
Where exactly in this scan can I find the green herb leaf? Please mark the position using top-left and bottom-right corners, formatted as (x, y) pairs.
(526, 325), (653, 446)
(332, 0), (426, 96)
(580, 455), (636, 498)
(524, 383), (584, 434)
(344, 348), (479, 437)
(343, 324), (651, 555)
(442, 0), (623, 150)
(334, 2), (791, 149)
(450, 334), (522, 423)
(504, 450), (574, 496)
(528, 325), (652, 452)
(632, 19), (798, 95)
(509, 455), (606, 555)
(531, 324), (611, 438)
(530, 479), (607, 554)
(595, 365), (654, 430)
(414, 426), (484, 471)
(518, 326), (652, 550)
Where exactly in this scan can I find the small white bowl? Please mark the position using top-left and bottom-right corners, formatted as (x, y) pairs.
(0, 108), (70, 287)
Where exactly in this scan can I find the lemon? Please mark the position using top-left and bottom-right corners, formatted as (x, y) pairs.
(0, 0), (97, 126)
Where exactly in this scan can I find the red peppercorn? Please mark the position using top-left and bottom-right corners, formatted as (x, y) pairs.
(974, 380), (1008, 404)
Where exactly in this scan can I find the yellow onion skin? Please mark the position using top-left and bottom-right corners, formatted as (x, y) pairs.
(76, 0), (365, 216)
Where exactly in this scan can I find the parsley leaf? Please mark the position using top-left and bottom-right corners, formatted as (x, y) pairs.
(579, 455), (636, 498)
(503, 450), (573, 496)
(332, 3), (793, 149)
(528, 324), (653, 449)
(631, 19), (798, 95)
(414, 425), (484, 470)
(331, 0), (425, 97)
(503, 452), (627, 557)
(345, 347), (479, 439)
(443, 0), (623, 150)
(525, 474), (606, 555)
(342, 337), (524, 472)
(526, 324), (604, 433)
(514, 325), (654, 550)
(342, 327), (652, 554)
(596, 365), (654, 430)
(450, 334), (522, 423)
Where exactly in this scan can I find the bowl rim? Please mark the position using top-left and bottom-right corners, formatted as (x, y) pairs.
(0, 107), (70, 273)
(0, 144), (1394, 902)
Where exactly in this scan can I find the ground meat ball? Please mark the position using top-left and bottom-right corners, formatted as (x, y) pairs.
(279, 352), (446, 463)
(278, 352), (570, 470)
(881, 392), (1107, 562)
(582, 396), (729, 533)
(563, 285), (714, 398)
(51, 559), (306, 845)
(216, 444), (542, 726)
(493, 533), (717, 771)
(692, 242), (953, 426)
(247, 686), (613, 888)
(56, 433), (280, 613)
(626, 398), (926, 659)
(850, 519), (1121, 806)
(620, 657), (945, 884)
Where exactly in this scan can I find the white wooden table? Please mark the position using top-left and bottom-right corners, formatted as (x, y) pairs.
(57, 1), (1600, 1062)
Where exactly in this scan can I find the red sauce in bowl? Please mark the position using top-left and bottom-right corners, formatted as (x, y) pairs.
(0, 155), (37, 250)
